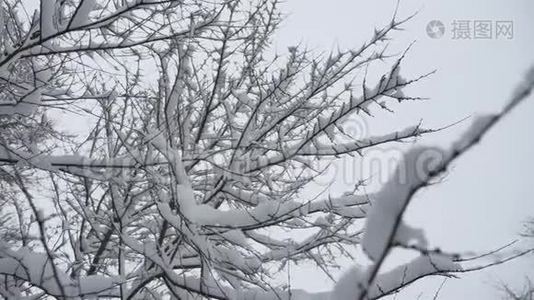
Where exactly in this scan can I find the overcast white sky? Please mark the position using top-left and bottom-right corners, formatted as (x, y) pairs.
(273, 0), (534, 299)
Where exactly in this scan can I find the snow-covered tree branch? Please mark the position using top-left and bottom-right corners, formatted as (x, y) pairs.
(0, 0), (533, 299)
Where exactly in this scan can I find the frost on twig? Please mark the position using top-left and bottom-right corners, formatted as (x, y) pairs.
(0, 0), (532, 299)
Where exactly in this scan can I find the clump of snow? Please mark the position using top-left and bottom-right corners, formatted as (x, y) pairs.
(362, 147), (444, 261)
(0, 88), (42, 116)
(506, 65), (534, 112)
(0, 246), (120, 297)
(452, 115), (495, 150)
(331, 265), (367, 300)
(41, 1), (58, 38)
(331, 255), (460, 299)
(71, 0), (96, 28)
(367, 254), (459, 298)
(394, 222), (428, 249)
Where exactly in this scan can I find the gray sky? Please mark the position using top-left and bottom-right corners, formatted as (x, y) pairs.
(273, 0), (534, 299)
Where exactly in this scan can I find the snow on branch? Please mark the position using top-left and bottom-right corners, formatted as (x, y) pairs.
(1, 0), (532, 299)
(345, 64), (534, 300)
(0, 246), (120, 298)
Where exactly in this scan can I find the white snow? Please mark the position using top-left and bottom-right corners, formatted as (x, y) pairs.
(368, 254), (459, 298)
(362, 147), (444, 261)
(330, 254), (460, 299)
(452, 115), (495, 150)
(394, 222), (428, 249)
(41, 0), (57, 39)
(0, 88), (42, 116)
(71, 0), (96, 28)
(331, 265), (367, 300)
(0, 246), (120, 298)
